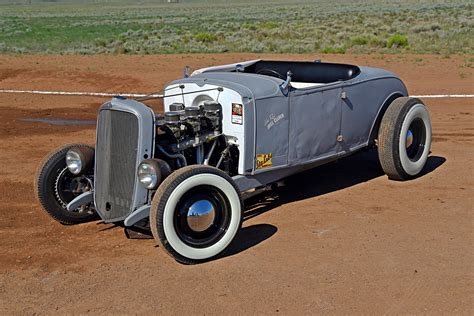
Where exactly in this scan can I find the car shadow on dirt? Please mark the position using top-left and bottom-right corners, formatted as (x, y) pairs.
(243, 150), (446, 222)
(219, 224), (278, 260)
(110, 150), (445, 261)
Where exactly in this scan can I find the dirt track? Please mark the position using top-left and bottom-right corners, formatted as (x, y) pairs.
(0, 53), (473, 314)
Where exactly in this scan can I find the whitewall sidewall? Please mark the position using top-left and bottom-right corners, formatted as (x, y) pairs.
(398, 104), (432, 176)
(162, 173), (241, 260)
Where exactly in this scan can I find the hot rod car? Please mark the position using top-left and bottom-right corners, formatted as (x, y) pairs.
(35, 60), (432, 264)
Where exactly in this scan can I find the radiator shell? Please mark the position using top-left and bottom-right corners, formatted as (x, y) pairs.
(94, 99), (155, 222)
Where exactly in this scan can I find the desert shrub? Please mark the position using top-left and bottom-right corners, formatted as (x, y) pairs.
(351, 36), (369, 45)
(194, 32), (217, 43)
(242, 22), (257, 31)
(369, 37), (386, 47)
(320, 46), (346, 54)
(249, 42), (265, 53)
(258, 22), (279, 29)
(336, 31), (347, 39)
(387, 34), (409, 48)
(411, 25), (430, 33)
(430, 23), (441, 31)
(94, 38), (107, 47)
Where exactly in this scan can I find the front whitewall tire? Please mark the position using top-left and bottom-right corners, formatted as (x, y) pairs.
(150, 166), (242, 264)
(163, 174), (241, 260)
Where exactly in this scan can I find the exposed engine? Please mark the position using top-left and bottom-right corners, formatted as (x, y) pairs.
(152, 100), (239, 178)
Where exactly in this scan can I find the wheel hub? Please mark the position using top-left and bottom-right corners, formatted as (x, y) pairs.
(174, 185), (231, 248)
(405, 118), (426, 161)
(55, 167), (93, 212)
(186, 200), (216, 232)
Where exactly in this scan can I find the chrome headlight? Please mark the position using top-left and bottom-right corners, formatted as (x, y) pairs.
(137, 159), (171, 190)
(66, 146), (94, 175)
(66, 150), (83, 175)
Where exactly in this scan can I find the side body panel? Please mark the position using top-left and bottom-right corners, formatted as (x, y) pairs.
(288, 86), (342, 165)
(339, 77), (408, 153)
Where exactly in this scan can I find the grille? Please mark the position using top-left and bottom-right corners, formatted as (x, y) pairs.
(95, 109), (139, 221)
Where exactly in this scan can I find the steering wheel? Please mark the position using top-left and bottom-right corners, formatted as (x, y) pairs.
(256, 69), (286, 80)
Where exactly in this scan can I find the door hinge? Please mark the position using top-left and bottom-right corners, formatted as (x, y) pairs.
(340, 91), (347, 99)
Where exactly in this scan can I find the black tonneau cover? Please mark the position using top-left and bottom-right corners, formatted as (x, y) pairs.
(244, 60), (361, 83)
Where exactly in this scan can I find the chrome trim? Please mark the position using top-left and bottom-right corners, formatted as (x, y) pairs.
(123, 204), (151, 227)
(66, 191), (94, 211)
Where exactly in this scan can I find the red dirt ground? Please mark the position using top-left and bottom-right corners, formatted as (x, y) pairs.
(0, 53), (473, 314)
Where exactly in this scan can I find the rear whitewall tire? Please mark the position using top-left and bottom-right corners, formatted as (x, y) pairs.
(378, 97), (432, 180)
(150, 166), (242, 264)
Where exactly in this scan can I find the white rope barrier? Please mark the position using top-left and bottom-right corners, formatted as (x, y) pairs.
(0, 89), (472, 99)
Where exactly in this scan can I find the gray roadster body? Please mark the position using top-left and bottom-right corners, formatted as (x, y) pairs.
(36, 60), (432, 263)
(171, 60), (410, 190)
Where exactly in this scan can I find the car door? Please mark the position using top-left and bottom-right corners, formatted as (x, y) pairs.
(288, 85), (342, 165)
(254, 96), (290, 170)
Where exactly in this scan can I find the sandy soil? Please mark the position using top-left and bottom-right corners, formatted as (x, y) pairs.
(0, 53), (473, 314)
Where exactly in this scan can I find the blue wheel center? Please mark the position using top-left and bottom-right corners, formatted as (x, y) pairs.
(406, 129), (414, 149)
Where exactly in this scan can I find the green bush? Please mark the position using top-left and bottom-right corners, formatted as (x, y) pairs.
(258, 22), (279, 29)
(193, 32), (217, 43)
(351, 36), (369, 45)
(242, 22), (257, 31)
(369, 37), (386, 47)
(94, 38), (107, 47)
(387, 34), (409, 48)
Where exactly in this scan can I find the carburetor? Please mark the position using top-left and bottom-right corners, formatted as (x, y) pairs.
(163, 111), (183, 139)
(182, 106), (201, 135)
(159, 100), (222, 142)
(202, 100), (221, 131)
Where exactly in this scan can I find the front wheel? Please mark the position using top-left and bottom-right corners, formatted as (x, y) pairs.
(35, 144), (97, 224)
(378, 97), (432, 180)
(150, 165), (242, 264)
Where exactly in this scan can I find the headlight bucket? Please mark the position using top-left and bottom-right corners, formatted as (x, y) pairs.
(66, 146), (94, 175)
(137, 159), (171, 190)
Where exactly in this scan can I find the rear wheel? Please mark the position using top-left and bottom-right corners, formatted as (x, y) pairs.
(377, 97), (432, 180)
(35, 144), (97, 224)
(150, 165), (242, 264)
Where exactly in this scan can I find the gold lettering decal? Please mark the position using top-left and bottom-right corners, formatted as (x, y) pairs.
(256, 153), (273, 169)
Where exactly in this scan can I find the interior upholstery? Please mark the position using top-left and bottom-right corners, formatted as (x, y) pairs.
(244, 60), (361, 84)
